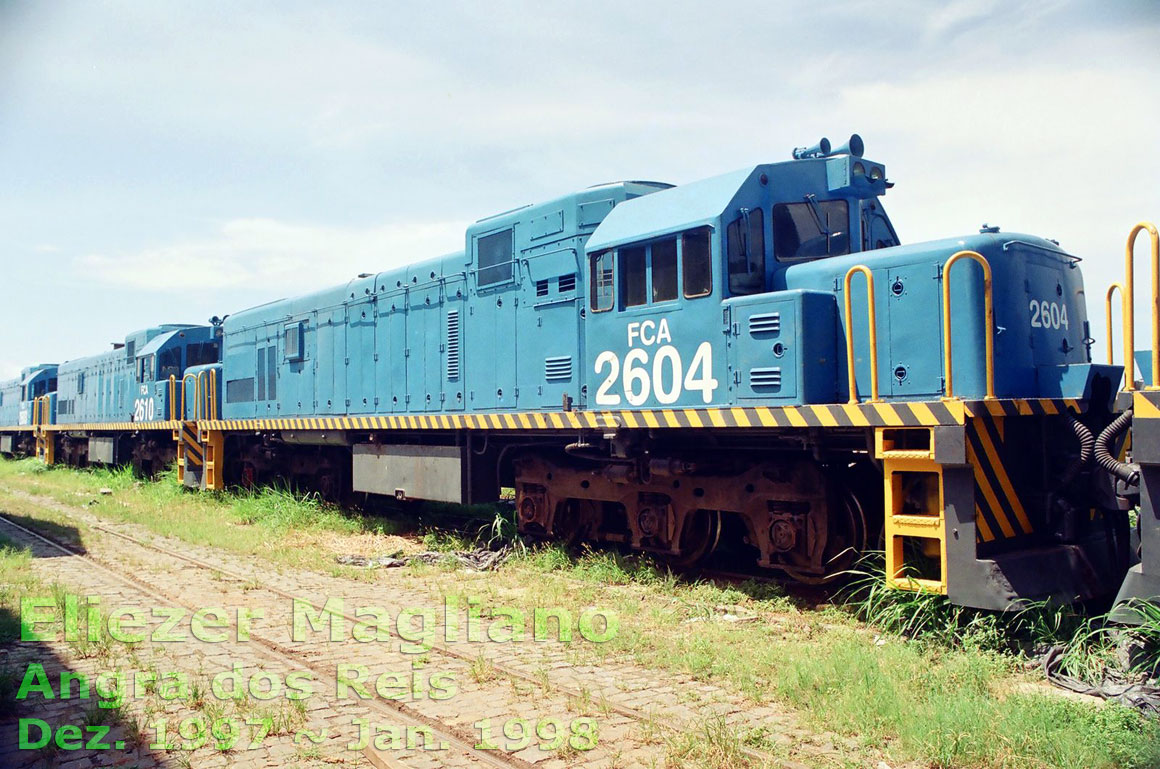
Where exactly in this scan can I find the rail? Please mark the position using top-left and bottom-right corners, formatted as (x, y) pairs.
(168, 375), (177, 421)
(1105, 283), (1124, 367)
(941, 250), (996, 400)
(208, 369), (218, 420)
(181, 373), (200, 421)
(1123, 221), (1160, 391)
(843, 265), (880, 403)
(196, 370), (218, 422)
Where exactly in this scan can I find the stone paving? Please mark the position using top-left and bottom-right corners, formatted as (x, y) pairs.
(0, 489), (868, 768)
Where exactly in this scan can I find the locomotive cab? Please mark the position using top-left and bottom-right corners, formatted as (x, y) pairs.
(582, 137), (896, 409)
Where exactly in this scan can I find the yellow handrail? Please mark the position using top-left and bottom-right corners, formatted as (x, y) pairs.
(208, 369), (218, 421)
(168, 375), (177, 421)
(197, 371), (207, 421)
(181, 373), (200, 421)
(1106, 283), (1124, 366)
(843, 265), (880, 403)
(1124, 222), (1160, 391)
(942, 250), (996, 400)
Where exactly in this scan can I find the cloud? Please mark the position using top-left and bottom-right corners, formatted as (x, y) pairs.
(72, 218), (465, 293)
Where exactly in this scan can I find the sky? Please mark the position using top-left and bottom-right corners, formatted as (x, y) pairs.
(1, 0), (1159, 379)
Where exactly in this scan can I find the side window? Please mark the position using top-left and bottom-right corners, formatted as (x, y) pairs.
(727, 208), (765, 295)
(651, 239), (678, 302)
(477, 228), (514, 286)
(77, 372), (85, 394)
(137, 355), (155, 383)
(285, 322), (305, 362)
(682, 228), (712, 298)
(772, 200), (850, 261)
(620, 246), (647, 307)
(589, 251), (614, 312)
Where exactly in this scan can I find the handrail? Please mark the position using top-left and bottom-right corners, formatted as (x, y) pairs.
(181, 373), (200, 421)
(843, 265), (880, 403)
(942, 250), (996, 400)
(168, 375), (177, 421)
(197, 371), (207, 421)
(208, 369), (218, 421)
(1105, 283), (1124, 366)
(1123, 222), (1160, 391)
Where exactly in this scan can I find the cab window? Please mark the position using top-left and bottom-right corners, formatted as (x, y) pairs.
(772, 199), (850, 261)
(589, 251), (614, 312)
(652, 239), (678, 302)
(727, 207), (765, 295)
(137, 355), (155, 383)
(158, 348), (182, 381)
(682, 228), (712, 298)
(621, 246), (647, 307)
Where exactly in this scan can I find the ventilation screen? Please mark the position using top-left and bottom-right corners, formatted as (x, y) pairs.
(446, 310), (461, 380)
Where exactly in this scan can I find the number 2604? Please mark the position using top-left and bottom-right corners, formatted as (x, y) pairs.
(1029, 300), (1069, 330)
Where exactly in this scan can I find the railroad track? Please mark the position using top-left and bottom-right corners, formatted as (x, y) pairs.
(0, 503), (809, 768)
(0, 513), (536, 769)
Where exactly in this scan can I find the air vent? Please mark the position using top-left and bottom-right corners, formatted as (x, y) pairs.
(545, 356), (573, 382)
(446, 310), (460, 380)
(749, 367), (782, 389)
(558, 274), (576, 293)
(536, 279), (550, 297)
(748, 312), (781, 335)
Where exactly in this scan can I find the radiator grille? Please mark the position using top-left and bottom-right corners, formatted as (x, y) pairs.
(749, 367), (782, 388)
(446, 310), (460, 380)
(544, 356), (573, 382)
(748, 312), (781, 335)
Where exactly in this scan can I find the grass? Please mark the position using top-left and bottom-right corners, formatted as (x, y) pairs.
(3, 456), (1159, 768)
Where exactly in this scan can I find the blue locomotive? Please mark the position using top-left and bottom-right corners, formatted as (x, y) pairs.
(5, 135), (1157, 614)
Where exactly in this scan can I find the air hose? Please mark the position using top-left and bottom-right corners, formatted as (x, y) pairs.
(1058, 413), (1094, 487)
(1094, 409), (1139, 486)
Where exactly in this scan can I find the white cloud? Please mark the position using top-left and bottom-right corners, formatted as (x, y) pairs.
(72, 218), (465, 293)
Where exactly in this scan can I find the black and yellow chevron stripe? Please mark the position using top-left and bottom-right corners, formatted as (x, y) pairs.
(37, 421), (182, 432)
(965, 398), (1080, 418)
(180, 422), (204, 467)
(200, 401), (971, 432)
(2, 398), (1081, 437)
(966, 412), (1034, 544)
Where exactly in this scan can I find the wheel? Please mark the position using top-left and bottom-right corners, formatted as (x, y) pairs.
(781, 486), (868, 584)
(664, 509), (722, 568)
(551, 499), (594, 547)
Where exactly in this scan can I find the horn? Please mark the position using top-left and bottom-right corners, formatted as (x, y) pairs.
(792, 137), (831, 160)
(829, 134), (864, 158)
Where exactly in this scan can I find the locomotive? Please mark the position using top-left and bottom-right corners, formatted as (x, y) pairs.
(4, 135), (1158, 614)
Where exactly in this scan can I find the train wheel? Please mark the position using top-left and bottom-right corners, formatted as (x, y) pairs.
(665, 509), (722, 568)
(552, 499), (596, 547)
(781, 486), (868, 584)
(240, 462), (257, 489)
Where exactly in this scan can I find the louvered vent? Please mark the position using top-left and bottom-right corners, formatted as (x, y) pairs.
(446, 310), (460, 380)
(748, 312), (781, 335)
(749, 367), (782, 388)
(558, 274), (576, 292)
(545, 356), (573, 382)
(536, 279), (550, 297)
